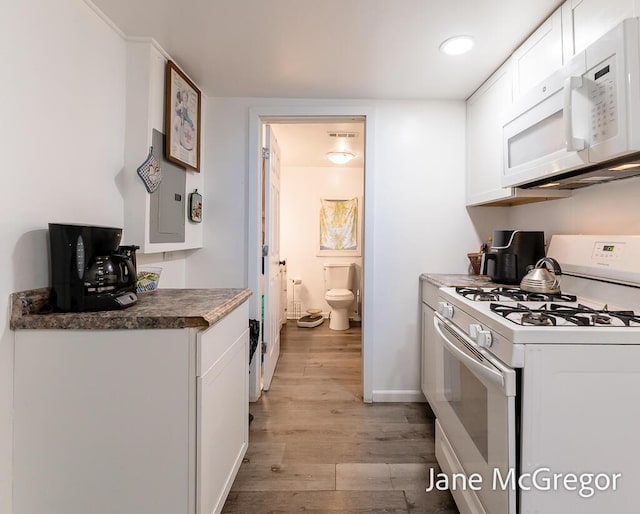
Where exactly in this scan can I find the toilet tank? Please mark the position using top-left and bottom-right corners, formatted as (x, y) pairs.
(324, 263), (354, 290)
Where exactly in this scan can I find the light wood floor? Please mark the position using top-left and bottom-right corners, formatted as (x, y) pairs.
(223, 320), (459, 513)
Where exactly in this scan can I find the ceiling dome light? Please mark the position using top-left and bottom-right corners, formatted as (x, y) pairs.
(439, 35), (474, 56)
(327, 151), (355, 165)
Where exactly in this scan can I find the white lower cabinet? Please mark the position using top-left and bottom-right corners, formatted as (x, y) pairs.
(196, 306), (249, 514)
(420, 279), (439, 410)
(520, 343), (640, 513)
(420, 303), (433, 402)
(13, 302), (249, 514)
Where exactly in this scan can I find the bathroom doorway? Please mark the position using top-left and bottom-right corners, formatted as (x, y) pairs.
(272, 120), (365, 320)
(248, 109), (372, 403)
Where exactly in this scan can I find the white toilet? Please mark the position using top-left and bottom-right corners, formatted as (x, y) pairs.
(324, 263), (355, 331)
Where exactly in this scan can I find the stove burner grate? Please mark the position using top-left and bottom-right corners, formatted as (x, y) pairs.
(592, 314), (612, 325)
(550, 304), (640, 327)
(521, 311), (555, 326)
(490, 302), (640, 327)
(476, 292), (499, 301)
(455, 287), (499, 302)
(456, 287), (577, 303)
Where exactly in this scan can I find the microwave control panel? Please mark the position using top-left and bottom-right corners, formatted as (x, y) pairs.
(588, 56), (617, 144)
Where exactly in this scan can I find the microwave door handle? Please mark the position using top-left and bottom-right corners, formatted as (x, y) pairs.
(563, 75), (586, 151)
(433, 315), (506, 391)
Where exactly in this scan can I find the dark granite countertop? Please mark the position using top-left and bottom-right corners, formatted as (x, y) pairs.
(10, 288), (252, 330)
(420, 273), (510, 288)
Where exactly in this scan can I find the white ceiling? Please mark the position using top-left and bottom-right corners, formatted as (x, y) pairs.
(91, 0), (564, 100)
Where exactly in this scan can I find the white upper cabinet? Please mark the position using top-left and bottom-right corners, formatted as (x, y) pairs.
(512, 8), (564, 100)
(563, 0), (640, 56)
(466, 63), (514, 205)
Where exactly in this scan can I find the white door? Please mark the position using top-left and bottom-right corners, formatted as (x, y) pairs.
(262, 125), (282, 391)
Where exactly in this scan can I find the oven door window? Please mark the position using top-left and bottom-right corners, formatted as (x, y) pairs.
(443, 349), (489, 461)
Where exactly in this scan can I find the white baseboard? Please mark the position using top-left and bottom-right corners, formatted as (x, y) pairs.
(371, 390), (426, 402)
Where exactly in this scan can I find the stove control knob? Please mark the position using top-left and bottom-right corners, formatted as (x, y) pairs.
(469, 324), (482, 340)
(477, 330), (493, 348)
(438, 302), (454, 319)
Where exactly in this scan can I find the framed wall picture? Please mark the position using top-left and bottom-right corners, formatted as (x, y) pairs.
(165, 60), (201, 171)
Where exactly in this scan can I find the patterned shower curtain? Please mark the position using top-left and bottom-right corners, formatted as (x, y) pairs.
(319, 198), (357, 250)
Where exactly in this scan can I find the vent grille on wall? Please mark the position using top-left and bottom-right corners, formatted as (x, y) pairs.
(328, 131), (359, 138)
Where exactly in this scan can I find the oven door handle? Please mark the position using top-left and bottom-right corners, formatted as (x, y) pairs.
(433, 315), (507, 393)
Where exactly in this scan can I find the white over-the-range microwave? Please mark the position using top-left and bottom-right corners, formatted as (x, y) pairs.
(503, 18), (640, 189)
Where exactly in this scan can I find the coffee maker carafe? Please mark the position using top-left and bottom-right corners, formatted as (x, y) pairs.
(49, 223), (138, 312)
(480, 230), (545, 284)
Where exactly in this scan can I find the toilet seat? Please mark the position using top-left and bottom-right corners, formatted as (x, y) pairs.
(325, 289), (354, 300)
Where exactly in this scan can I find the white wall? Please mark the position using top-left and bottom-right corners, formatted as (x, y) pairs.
(136, 252), (188, 289)
(184, 97), (251, 288)
(0, 1), (127, 511)
(193, 97), (507, 401)
(369, 101), (506, 400)
(279, 165), (364, 318)
(506, 177), (640, 242)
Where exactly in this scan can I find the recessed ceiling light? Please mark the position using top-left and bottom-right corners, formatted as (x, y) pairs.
(327, 152), (355, 165)
(439, 36), (474, 56)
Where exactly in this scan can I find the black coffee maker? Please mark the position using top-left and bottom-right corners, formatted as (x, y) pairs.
(49, 223), (139, 312)
(480, 230), (545, 284)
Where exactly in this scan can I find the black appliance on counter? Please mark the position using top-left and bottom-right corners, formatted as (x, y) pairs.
(49, 223), (138, 312)
(480, 230), (545, 284)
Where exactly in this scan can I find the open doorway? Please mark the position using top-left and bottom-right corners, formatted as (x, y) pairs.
(273, 120), (365, 321)
(248, 110), (372, 402)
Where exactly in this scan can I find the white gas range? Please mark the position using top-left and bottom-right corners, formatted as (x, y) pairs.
(424, 235), (640, 514)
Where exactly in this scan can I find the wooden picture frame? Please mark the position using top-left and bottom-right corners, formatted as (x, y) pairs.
(165, 60), (201, 171)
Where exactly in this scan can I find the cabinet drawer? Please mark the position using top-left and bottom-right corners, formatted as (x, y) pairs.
(197, 302), (249, 376)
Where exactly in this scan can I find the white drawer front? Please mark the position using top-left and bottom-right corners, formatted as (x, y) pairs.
(197, 302), (249, 376)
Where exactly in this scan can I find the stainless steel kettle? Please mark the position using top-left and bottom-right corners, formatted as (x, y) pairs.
(520, 257), (562, 294)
